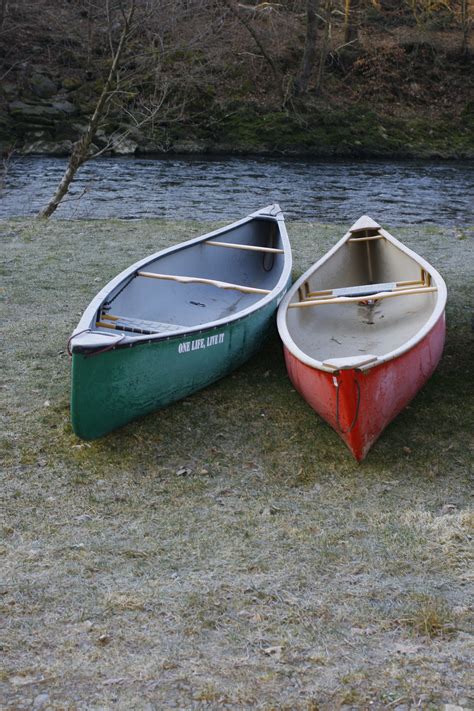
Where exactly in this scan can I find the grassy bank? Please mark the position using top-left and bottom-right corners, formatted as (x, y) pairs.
(1, 218), (473, 710)
(163, 105), (474, 159)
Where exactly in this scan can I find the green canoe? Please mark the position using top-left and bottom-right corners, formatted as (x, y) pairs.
(69, 205), (292, 439)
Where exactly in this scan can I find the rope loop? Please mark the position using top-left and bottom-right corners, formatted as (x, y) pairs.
(67, 329), (126, 358)
(67, 329), (91, 356)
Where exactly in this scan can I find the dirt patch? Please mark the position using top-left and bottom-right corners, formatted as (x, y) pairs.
(1, 218), (473, 710)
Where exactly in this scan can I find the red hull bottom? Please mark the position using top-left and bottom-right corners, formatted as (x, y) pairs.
(283, 314), (446, 461)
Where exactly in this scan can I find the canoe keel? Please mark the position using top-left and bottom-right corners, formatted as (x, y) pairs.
(283, 313), (446, 461)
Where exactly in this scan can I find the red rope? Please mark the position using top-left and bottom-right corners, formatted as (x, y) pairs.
(67, 329), (125, 358)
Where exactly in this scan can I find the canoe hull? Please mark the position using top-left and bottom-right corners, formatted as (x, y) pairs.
(70, 205), (291, 439)
(71, 295), (284, 439)
(283, 312), (445, 461)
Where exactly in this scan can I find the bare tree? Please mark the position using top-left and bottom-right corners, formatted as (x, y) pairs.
(221, 0), (283, 97)
(315, 0), (333, 94)
(293, 0), (321, 96)
(38, 1), (136, 218)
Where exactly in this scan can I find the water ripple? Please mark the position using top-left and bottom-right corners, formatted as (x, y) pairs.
(0, 155), (472, 224)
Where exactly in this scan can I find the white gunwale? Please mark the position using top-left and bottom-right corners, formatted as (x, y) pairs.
(71, 204), (292, 348)
(277, 219), (447, 373)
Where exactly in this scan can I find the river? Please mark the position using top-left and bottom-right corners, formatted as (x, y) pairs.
(1, 155), (473, 224)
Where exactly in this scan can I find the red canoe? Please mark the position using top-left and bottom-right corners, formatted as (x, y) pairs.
(277, 216), (447, 461)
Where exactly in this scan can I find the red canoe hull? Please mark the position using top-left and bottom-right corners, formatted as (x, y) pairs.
(283, 313), (446, 461)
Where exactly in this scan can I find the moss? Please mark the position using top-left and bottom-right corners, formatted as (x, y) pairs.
(3, 89), (472, 159)
(159, 103), (474, 158)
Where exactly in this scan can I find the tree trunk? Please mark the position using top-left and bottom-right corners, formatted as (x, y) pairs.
(38, 2), (135, 218)
(315, 0), (331, 94)
(460, 0), (470, 58)
(221, 0), (282, 97)
(0, 0), (9, 31)
(344, 0), (360, 44)
(293, 0), (320, 96)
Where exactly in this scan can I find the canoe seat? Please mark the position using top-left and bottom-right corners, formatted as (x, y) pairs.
(331, 282), (397, 298)
(97, 314), (185, 335)
(290, 281), (437, 309)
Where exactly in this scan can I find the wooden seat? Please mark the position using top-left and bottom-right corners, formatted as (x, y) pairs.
(330, 282), (398, 298)
(288, 282), (437, 309)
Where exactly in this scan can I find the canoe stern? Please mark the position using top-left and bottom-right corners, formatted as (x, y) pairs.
(283, 312), (446, 461)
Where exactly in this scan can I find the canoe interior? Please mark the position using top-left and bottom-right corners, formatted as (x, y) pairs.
(286, 233), (439, 363)
(97, 218), (284, 333)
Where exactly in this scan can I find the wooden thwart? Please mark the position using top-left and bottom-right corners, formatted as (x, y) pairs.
(348, 234), (384, 242)
(306, 279), (427, 300)
(289, 286), (437, 308)
(137, 270), (271, 295)
(205, 240), (283, 254)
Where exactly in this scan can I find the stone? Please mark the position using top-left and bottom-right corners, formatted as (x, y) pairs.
(1, 81), (17, 99)
(23, 139), (73, 155)
(172, 139), (208, 153)
(52, 100), (78, 115)
(8, 101), (62, 124)
(62, 77), (82, 91)
(111, 136), (138, 155)
(30, 73), (57, 99)
(33, 693), (50, 709)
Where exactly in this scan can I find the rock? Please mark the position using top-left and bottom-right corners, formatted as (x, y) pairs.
(8, 100), (63, 124)
(23, 139), (73, 155)
(440, 503), (458, 515)
(263, 645), (283, 658)
(30, 72), (57, 99)
(111, 136), (138, 155)
(52, 99), (78, 115)
(33, 693), (50, 709)
(1, 81), (18, 99)
(172, 139), (208, 153)
(62, 77), (82, 91)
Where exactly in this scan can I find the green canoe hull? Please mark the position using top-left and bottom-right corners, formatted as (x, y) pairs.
(71, 296), (283, 440)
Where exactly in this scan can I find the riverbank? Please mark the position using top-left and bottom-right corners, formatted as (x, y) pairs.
(3, 102), (474, 160)
(150, 104), (474, 160)
(1, 219), (473, 709)
(1, 3), (473, 161)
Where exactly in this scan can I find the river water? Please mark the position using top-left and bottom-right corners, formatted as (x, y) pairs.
(1, 155), (473, 224)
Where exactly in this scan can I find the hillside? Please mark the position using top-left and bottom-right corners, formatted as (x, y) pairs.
(1, 0), (473, 158)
